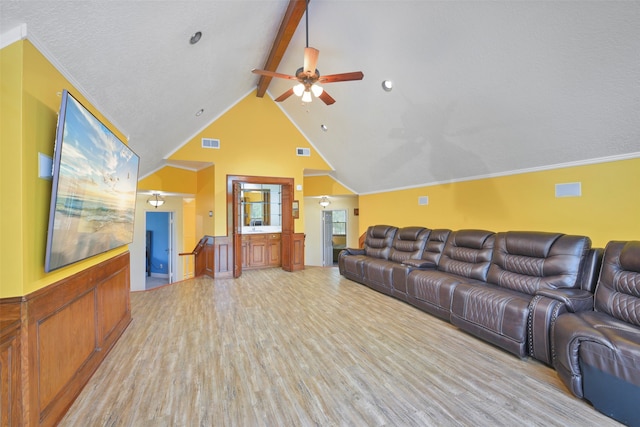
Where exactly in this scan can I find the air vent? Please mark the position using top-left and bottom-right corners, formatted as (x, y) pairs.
(296, 147), (310, 157)
(202, 138), (220, 149)
(555, 182), (581, 198)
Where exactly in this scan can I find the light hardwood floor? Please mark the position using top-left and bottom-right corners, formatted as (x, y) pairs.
(59, 267), (620, 426)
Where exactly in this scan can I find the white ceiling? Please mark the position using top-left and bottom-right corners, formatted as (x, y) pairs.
(2, 1), (639, 194)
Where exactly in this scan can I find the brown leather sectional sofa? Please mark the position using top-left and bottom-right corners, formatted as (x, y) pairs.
(338, 225), (640, 426)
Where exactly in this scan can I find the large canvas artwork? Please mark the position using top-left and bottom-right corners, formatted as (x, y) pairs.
(45, 90), (140, 272)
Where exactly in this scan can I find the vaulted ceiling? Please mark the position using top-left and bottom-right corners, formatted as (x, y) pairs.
(2, 1), (639, 194)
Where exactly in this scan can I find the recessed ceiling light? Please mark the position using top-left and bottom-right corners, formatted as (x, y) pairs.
(382, 80), (393, 92)
(320, 124), (328, 132)
(195, 109), (204, 117)
(190, 31), (202, 45)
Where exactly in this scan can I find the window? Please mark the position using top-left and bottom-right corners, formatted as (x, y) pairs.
(332, 210), (347, 235)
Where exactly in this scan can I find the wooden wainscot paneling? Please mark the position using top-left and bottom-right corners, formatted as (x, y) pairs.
(204, 237), (215, 278)
(22, 252), (132, 427)
(214, 236), (233, 278)
(291, 233), (305, 272)
(0, 298), (23, 427)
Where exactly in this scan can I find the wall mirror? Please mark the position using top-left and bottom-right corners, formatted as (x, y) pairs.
(240, 184), (282, 227)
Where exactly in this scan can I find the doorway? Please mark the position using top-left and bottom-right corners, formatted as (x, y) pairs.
(322, 209), (347, 266)
(145, 211), (174, 289)
(227, 175), (294, 278)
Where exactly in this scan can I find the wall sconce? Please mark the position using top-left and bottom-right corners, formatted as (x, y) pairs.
(147, 193), (165, 208)
(319, 196), (331, 208)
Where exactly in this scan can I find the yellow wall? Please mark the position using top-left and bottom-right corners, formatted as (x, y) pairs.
(0, 40), (128, 298)
(138, 166), (197, 194)
(196, 166), (215, 237)
(182, 198), (196, 253)
(169, 91), (332, 236)
(0, 41), (25, 297)
(303, 175), (355, 197)
(359, 157), (640, 248)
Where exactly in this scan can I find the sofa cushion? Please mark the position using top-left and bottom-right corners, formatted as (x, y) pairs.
(391, 229), (451, 300)
(341, 254), (368, 282)
(553, 310), (640, 399)
(363, 225), (398, 260)
(406, 271), (485, 320)
(487, 231), (591, 295)
(437, 229), (495, 281)
(594, 241), (640, 326)
(451, 283), (531, 356)
(363, 227), (430, 295)
(402, 230), (494, 320)
(420, 229), (452, 268)
(552, 239), (640, 423)
(388, 226), (430, 262)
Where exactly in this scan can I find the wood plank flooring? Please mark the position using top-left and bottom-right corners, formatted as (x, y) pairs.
(59, 267), (621, 426)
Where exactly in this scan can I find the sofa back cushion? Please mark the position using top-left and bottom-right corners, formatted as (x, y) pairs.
(437, 229), (495, 281)
(420, 229), (452, 267)
(389, 227), (430, 262)
(487, 231), (591, 295)
(594, 241), (640, 327)
(364, 225), (398, 259)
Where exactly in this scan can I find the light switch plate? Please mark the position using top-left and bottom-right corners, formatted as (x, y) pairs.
(39, 153), (53, 179)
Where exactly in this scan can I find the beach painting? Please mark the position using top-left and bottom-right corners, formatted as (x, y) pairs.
(45, 92), (139, 272)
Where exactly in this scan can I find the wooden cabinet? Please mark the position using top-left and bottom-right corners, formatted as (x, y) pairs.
(249, 235), (267, 268)
(242, 233), (281, 269)
(267, 234), (282, 266)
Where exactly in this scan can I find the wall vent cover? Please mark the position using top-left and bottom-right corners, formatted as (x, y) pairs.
(296, 147), (310, 156)
(555, 182), (581, 198)
(202, 138), (220, 149)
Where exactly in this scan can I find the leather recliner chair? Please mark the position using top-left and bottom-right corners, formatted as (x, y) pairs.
(338, 225), (398, 282)
(553, 240), (640, 426)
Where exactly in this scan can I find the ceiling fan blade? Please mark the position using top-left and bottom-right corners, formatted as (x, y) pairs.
(303, 47), (320, 76)
(318, 71), (364, 84)
(251, 69), (297, 80)
(274, 88), (295, 102)
(318, 90), (336, 105)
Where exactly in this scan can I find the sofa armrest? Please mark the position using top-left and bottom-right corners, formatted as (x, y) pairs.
(402, 259), (436, 269)
(536, 289), (594, 313)
(528, 289), (595, 365)
(343, 248), (365, 256)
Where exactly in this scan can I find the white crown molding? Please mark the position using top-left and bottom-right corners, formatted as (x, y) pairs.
(0, 23), (27, 49)
(360, 152), (640, 196)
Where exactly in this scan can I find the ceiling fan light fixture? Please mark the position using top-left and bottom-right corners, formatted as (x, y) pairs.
(311, 83), (323, 97)
(293, 83), (305, 97)
(301, 90), (313, 103)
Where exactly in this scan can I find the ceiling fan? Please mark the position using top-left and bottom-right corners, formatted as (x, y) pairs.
(251, 1), (364, 105)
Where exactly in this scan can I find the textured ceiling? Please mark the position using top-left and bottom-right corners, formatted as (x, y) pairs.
(2, 1), (639, 194)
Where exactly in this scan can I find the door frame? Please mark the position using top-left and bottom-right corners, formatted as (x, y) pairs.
(145, 210), (175, 284)
(227, 175), (294, 278)
(321, 210), (333, 267)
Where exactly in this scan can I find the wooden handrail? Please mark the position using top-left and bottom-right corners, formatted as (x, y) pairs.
(178, 236), (212, 279)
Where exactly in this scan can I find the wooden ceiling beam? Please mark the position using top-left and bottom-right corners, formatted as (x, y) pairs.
(255, 0), (308, 98)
